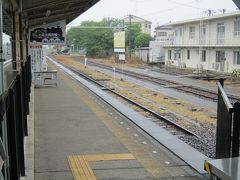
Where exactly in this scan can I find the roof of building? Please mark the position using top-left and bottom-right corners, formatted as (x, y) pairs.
(3, 0), (100, 34)
(166, 10), (240, 26)
(155, 25), (173, 30)
(123, 15), (152, 24)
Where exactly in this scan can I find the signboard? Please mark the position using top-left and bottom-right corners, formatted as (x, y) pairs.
(119, 54), (125, 61)
(29, 20), (66, 45)
(114, 31), (125, 52)
(29, 44), (47, 78)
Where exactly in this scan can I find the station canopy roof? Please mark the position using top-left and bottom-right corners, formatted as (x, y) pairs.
(3, 0), (100, 34)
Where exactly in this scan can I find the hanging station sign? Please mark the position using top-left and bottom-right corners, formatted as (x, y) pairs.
(29, 20), (66, 45)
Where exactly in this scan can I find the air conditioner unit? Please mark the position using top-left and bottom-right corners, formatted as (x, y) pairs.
(166, 60), (171, 65)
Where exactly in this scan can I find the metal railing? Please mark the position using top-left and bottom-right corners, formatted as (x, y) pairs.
(215, 78), (240, 159)
(0, 56), (31, 179)
(163, 32), (240, 47)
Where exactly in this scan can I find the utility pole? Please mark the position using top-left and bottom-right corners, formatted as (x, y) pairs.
(128, 14), (132, 60)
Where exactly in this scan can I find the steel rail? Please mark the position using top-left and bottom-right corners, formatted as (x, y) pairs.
(80, 60), (240, 103)
(59, 61), (199, 137)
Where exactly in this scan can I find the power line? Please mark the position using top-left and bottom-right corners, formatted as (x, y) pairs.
(168, 0), (203, 10)
(140, 0), (203, 17)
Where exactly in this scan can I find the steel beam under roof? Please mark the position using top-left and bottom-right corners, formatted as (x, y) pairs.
(3, 0), (100, 32)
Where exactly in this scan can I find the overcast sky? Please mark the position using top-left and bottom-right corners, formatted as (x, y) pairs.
(69, 0), (238, 29)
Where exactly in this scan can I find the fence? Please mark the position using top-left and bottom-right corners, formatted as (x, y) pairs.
(215, 78), (240, 158)
(0, 56), (31, 179)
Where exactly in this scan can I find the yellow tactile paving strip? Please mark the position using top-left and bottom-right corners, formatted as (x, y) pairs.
(68, 156), (96, 180)
(68, 154), (135, 180)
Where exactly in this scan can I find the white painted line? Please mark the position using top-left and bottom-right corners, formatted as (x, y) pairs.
(120, 122), (124, 125)
(126, 127), (130, 130)
(114, 117), (118, 119)
(134, 134), (138, 137)
(142, 141), (147, 145)
(110, 112), (113, 115)
(152, 151), (158, 154)
(165, 161), (170, 165)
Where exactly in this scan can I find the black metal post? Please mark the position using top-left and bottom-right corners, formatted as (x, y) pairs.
(215, 80), (233, 159)
(7, 88), (20, 180)
(232, 102), (240, 157)
(16, 75), (25, 176)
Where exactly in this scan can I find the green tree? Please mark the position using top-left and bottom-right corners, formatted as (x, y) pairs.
(125, 23), (141, 49)
(66, 18), (123, 56)
(135, 33), (152, 47)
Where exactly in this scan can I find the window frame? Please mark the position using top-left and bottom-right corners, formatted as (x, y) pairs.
(217, 23), (225, 38)
(159, 32), (167, 37)
(189, 26), (195, 39)
(234, 20), (240, 37)
(233, 51), (240, 65)
(168, 50), (172, 60)
(201, 50), (206, 62)
(187, 49), (190, 60)
(216, 50), (225, 62)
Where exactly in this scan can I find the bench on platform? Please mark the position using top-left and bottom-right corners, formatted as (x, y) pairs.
(204, 157), (240, 180)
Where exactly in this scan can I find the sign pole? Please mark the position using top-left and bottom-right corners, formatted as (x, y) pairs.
(113, 67), (116, 81)
(84, 55), (87, 68)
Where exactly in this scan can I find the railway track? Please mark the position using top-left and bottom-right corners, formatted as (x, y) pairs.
(67, 65), (198, 138)
(78, 59), (240, 103)
(60, 60), (203, 135)
(54, 58), (216, 158)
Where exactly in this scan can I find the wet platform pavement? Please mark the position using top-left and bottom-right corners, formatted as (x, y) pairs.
(34, 60), (206, 180)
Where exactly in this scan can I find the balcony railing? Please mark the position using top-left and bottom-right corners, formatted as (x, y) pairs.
(163, 32), (240, 47)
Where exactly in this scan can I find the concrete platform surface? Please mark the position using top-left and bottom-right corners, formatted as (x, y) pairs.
(34, 60), (206, 180)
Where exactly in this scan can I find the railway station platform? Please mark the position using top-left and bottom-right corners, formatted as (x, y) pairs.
(32, 60), (205, 180)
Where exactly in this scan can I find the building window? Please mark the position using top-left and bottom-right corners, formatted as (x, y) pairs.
(233, 51), (240, 65)
(189, 26), (195, 39)
(179, 28), (183, 37)
(234, 20), (240, 37)
(199, 24), (206, 38)
(145, 24), (148, 28)
(174, 52), (181, 60)
(168, 50), (172, 60)
(158, 32), (167, 37)
(217, 23), (225, 44)
(175, 29), (178, 37)
(201, 50), (206, 62)
(149, 24), (151, 29)
(187, 49), (190, 59)
(216, 51), (225, 62)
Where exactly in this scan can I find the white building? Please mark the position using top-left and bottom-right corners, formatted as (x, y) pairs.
(148, 25), (174, 63)
(163, 11), (240, 73)
(154, 25), (174, 42)
(123, 15), (152, 34)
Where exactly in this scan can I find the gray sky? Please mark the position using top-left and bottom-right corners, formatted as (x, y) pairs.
(69, 0), (238, 29)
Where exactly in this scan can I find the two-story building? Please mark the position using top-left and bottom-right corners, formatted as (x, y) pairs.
(154, 25), (174, 42)
(148, 25), (174, 63)
(163, 11), (240, 73)
(123, 15), (152, 34)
